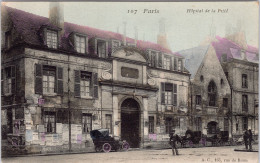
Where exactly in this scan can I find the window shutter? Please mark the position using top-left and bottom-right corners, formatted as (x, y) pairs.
(170, 57), (174, 70)
(181, 59), (184, 72)
(1, 69), (3, 96)
(161, 83), (165, 104)
(158, 53), (162, 68)
(92, 73), (98, 98)
(11, 66), (16, 94)
(35, 64), (43, 94)
(174, 58), (177, 70)
(74, 70), (80, 97)
(173, 84), (177, 106)
(105, 41), (108, 58)
(57, 67), (63, 95)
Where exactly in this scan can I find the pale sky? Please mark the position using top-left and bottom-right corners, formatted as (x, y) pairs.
(3, 2), (259, 52)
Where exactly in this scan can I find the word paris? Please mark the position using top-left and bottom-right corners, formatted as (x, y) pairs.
(127, 9), (159, 14)
(187, 8), (228, 14)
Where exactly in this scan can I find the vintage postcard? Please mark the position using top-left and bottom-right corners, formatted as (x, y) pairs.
(1, 1), (259, 163)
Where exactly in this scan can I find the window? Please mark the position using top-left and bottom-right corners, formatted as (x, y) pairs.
(82, 114), (92, 133)
(161, 83), (177, 106)
(5, 31), (11, 49)
(200, 75), (204, 82)
(74, 70), (98, 98)
(223, 98), (228, 107)
(208, 81), (217, 106)
(97, 40), (106, 58)
(195, 117), (202, 131)
(242, 95), (248, 112)
(80, 72), (91, 98)
(236, 123), (239, 132)
(150, 51), (157, 67)
(121, 67), (139, 79)
(165, 118), (173, 134)
(158, 53), (163, 68)
(148, 116), (154, 133)
(75, 35), (86, 53)
(2, 66), (15, 96)
(105, 114), (112, 133)
(4, 67), (12, 95)
(242, 117), (248, 130)
(112, 40), (120, 49)
(178, 59), (182, 71)
(163, 56), (171, 70)
(46, 30), (58, 49)
(224, 118), (229, 131)
(242, 74), (248, 88)
(43, 66), (56, 94)
(207, 121), (217, 134)
(44, 111), (56, 133)
(35, 64), (63, 95)
(196, 95), (201, 105)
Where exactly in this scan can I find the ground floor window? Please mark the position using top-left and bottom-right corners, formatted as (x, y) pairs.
(44, 111), (56, 133)
(82, 114), (92, 133)
(105, 114), (112, 133)
(195, 117), (202, 131)
(165, 118), (173, 134)
(242, 117), (248, 130)
(224, 118), (229, 131)
(148, 116), (154, 133)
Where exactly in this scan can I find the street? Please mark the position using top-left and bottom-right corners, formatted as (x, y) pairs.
(2, 145), (258, 163)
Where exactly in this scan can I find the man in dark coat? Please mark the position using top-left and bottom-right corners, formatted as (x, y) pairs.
(248, 129), (253, 151)
(169, 129), (182, 155)
(243, 129), (249, 150)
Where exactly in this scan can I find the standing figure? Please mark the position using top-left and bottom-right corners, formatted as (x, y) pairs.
(243, 129), (249, 150)
(169, 129), (182, 155)
(248, 129), (253, 151)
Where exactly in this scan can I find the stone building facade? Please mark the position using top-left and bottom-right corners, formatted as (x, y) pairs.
(1, 4), (190, 155)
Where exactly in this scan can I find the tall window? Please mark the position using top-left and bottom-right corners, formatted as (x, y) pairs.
(242, 74), (248, 88)
(43, 66), (56, 94)
(75, 35), (86, 53)
(148, 116), (154, 133)
(165, 118), (173, 134)
(4, 67), (12, 95)
(163, 56), (171, 70)
(46, 30), (58, 49)
(80, 72), (91, 98)
(150, 51), (156, 67)
(196, 95), (202, 105)
(223, 98), (228, 107)
(178, 59), (182, 71)
(97, 40), (106, 58)
(208, 81), (217, 106)
(5, 31), (11, 49)
(105, 114), (112, 133)
(224, 118), (229, 131)
(242, 117), (248, 130)
(82, 114), (92, 133)
(44, 111), (56, 133)
(161, 83), (177, 106)
(195, 117), (202, 131)
(242, 95), (248, 112)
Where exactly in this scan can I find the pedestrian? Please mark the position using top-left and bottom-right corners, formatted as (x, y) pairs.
(248, 129), (253, 151)
(243, 129), (249, 150)
(169, 129), (182, 155)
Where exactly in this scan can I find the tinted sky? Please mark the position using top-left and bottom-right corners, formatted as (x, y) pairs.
(3, 2), (259, 52)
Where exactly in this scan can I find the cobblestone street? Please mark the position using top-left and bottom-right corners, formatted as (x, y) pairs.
(2, 145), (258, 163)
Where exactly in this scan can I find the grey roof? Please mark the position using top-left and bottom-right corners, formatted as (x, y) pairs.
(177, 45), (209, 78)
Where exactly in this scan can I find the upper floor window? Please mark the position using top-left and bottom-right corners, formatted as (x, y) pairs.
(178, 59), (182, 71)
(242, 74), (248, 88)
(75, 35), (86, 53)
(112, 40), (121, 50)
(82, 114), (92, 133)
(161, 83), (177, 106)
(242, 95), (248, 112)
(1, 66), (15, 96)
(35, 64), (63, 95)
(208, 81), (217, 106)
(196, 95), (201, 105)
(44, 111), (56, 133)
(74, 70), (98, 98)
(46, 30), (58, 49)
(97, 40), (107, 58)
(150, 51), (157, 67)
(163, 56), (171, 70)
(223, 98), (228, 108)
(5, 31), (11, 49)
(200, 75), (204, 82)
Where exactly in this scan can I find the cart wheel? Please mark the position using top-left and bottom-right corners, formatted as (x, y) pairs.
(122, 142), (130, 151)
(102, 143), (111, 153)
(95, 146), (102, 152)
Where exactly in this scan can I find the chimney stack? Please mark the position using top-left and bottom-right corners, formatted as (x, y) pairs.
(157, 18), (171, 50)
(134, 26), (138, 46)
(123, 22), (127, 46)
(49, 2), (64, 34)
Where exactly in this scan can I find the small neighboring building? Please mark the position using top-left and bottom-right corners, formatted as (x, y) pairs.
(178, 45), (231, 137)
(212, 35), (259, 138)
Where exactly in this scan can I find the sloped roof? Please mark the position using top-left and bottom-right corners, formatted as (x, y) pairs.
(5, 6), (181, 57)
(177, 45), (209, 78)
(211, 36), (258, 63)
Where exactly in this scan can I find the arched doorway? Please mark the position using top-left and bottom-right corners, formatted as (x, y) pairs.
(121, 98), (140, 148)
(207, 121), (218, 135)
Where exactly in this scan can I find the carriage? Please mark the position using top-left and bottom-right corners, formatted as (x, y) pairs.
(181, 130), (206, 147)
(206, 131), (230, 146)
(90, 129), (130, 153)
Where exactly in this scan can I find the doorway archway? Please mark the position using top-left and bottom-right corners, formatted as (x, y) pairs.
(121, 98), (140, 148)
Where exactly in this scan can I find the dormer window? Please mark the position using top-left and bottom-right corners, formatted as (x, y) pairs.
(178, 59), (183, 71)
(112, 40), (121, 49)
(163, 55), (171, 70)
(46, 30), (58, 49)
(75, 35), (87, 54)
(97, 40), (106, 58)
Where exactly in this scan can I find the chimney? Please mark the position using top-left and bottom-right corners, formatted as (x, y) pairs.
(49, 2), (64, 33)
(157, 18), (171, 50)
(134, 26), (138, 46)
(123, 22), (127, 46)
